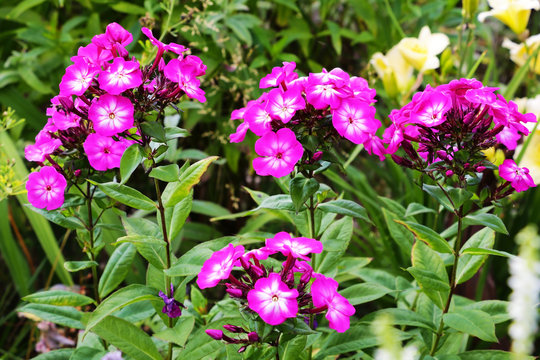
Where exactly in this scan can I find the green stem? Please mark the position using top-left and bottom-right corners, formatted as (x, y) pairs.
(86, 182), (101, 304)
(153, 177), (174, 360)
(430, 208), (464, 356)
(307, 191), (316, 360)
(383, 0), (405, 38)
(458, 22), (474, 77)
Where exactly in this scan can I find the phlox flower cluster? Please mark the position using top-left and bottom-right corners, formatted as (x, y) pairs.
(24, 23), (206, 211)
(383, 78), (537, 194)
(198, 232), (355, 348)
(229, 62), (382, 178)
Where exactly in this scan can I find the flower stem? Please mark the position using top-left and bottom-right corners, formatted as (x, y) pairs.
(86, 182), (101, 304)
(430, 208), (464, 356)
(307, 191), (317, 360)
(153, 177), (174, 360)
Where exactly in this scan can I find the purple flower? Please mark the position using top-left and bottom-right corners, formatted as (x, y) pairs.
(311, 273), (355, 333)
(24, 133), (62, 162)
(88, 94), (134, 136)
(252, 128), (304, 178)
(331, 99), (379, 145)
(83, 133), (130, 171)
(26, 166), (67, 211)
(499, 159), (536, 192)
(196, 244), (245, 289)
(259, 62), (298, 89)
(205, 329), (224, 340)
(98, 58), (143, 95)
(247, 273), (299, 325)
(159, 285), (183, 318)
(266, 88), (305, 123)
(141, 27), (188, 56)
(59, 59), (98, 96)
(265, 232), (322, 261)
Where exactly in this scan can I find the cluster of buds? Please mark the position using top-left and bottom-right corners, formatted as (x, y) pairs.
(197, 231), (355, 350)
(383, 78), (536, 194)
(206, 326), (260, 353)
(24, 22), (206, 210)
(229, 62), (382, 178)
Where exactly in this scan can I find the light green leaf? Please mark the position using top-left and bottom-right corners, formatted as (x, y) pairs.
(25, 205), (85, 229)
(64, 260), (98, 272)
(166, 193), (193, 241)
(23, 290), (95, 307)
(110, 1), (147, 15)
(460, 247), (515, 258)
(154, 315), (195, 347)
(339, 282), (392, 305)
(149, 164), (180, 183)
(17, 303), (84, 329)
(91, 181), (156, 211)
(116, 235), (167, 269)
(360, 308), (437, 331)
(99, 243), (137, 298)
(443, 308), (497, 342)
(120, 144), (144, 184)
(456, 228), (495, 284)
(463, 213), (508, 234)
(279, 335), (307, 360)
(317, 199), (371, 224)
(32, 349), (73, 360)
(397, 220), (453, 254)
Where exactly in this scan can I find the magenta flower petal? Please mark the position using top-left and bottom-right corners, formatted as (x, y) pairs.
(266, 232), (322, 261)
(311, 274), (355, 333)
(98, 57), (143, 95)
(59, 60), (98, 96)
(196, 244), (245, 289)
(410, 90), (452, 127)
(244, 104), (273, 136)
(252, 128), (304, 178)
(266, 88), (305, 123)
(247, 273), (299, 325)
(26, 166), (67, 211)
(499, 159), (536, 192)
(332, 99), (379, 145)
(83, 133), (129, 171)
(89, 94), (134, 136)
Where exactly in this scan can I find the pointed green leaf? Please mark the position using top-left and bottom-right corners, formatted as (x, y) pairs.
(149, 164), (180, 182)
(120, 144), (144, 184)
(339, 282), (392, 305)
(91, 181), (156, 211)
(397, 220), (453, 254)
(64, 260), (98, 272)
(464, 213), (508, 234)
(116, 235), (167, 269)
(23, 290), (95, 307)
(456, 228), (495, 284)
(443, 308), (497, 342)
(290, 175), (319, 213)
(17, 303), (84, 329)
(317, 199), (371, 223)
(99, 243), (137, 298)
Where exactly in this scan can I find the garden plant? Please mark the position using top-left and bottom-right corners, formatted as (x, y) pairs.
(1, 1), (540, 360)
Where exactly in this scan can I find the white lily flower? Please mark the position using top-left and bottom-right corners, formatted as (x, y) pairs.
(397, 26), (449, 72)
(478, 0), (540, 34)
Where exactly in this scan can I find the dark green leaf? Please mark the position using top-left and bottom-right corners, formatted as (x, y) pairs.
(317, 199), (371, 223)
(32, 349), (73, 360)
(23, 290), (95, 307)
(120, 144), (144, 184)
(456, 228), (495, 284)
(339, 282), (392, 305)
(443, 308), (497, 342)
(290, 175), (319, 213)
(396, 220), (453, 254)
(91, 181), (156, 211)
(64, 261), (98, 272)
(17, 303), (84, 329)
(99, 243), (137, 298)
(25, 205), (85, 229)
(116, 235), (167, 269)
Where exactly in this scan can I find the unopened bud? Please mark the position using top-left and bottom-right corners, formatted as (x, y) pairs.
(74, 169), (81, 177)
(300, 269), (313, 284)
(446, 170), (454, 177)
(476, 166), (486, 172)
(251, 264), (264, 278)
(223, 324), (246, 333)
(247, 331), (259, 342)
(205, 329), (223, 340)
(312, 151), (323, 161)
(237, 346), (247, 353)
(239, 256), (250, 271)
(226, 288), (243, 298)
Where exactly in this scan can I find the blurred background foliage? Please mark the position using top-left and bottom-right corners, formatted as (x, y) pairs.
(1, 0), (539, 357)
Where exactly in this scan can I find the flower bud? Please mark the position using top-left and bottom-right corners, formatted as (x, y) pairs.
(239, 256), (251, 271)
(226, 288), (243, 298)
(312, 151), (323, 162)
(462, 0), (479, 21)
(237, 346), (247, 353)
(74, 169), (81, 177)
(205, 329), (223, 340)
(247, 331), (259, 342)
(476, 165), (486, 172)
(446, 170), (454, 177)
(251, 264), (265, 278)
(223, 324), (246, 333)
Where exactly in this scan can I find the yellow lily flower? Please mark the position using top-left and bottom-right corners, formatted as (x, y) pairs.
(370, 46), (414, 98)
(478, 0), (539, 35)
(397, 26), (450, 72)
(502, 34), (540, 74)
(515, 95), (540, 184)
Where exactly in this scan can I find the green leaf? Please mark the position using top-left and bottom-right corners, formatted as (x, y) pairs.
(23, 290), (95, 307)
(25, 205), (85, 229)
(360, 308), (437, 331)
(450, 350), (534, 360)
(258, 194), (298, 211)
(339, 282), (392, 305)
(91, 316), (162, 360)
(120, 144), (144, 184)
(464, 300), (510, 324)
(456, 228), (495, 284)
(460, 247), (515, 258)
(18, 66), (53, 94)
(116, 235), (167, 269)
(463, 213), (508, 234)
(64, 260), (98, 272)
(110, 1), (147, 15)
(326, 21), (342, 55)
(32, 349), (73, 360)
(99, 243), (137, 298)
(443, 308), (497, 342)
(409, 241), (450, 309)
(317, 199), (371, 223)
(289, 175), (319, 213)
(17, 303), (84, 329)
(422, 184), (472, 212)
(165, 126), (190, 140)
(317, 217), (353, 275)
(91, 181), (156, 211)
(162, 156), (219, 207)
(396, 220), (453, 254)
(166, 193), (193, 241)
(279, 335), (307, 360)
(405, 202), (437, 217)
(382, 209), (414, 258)
(154, 315), (195, 347)
(85, 284), (158, 333)
(149, 164), (180, 182)
(69, 347), (107, 360)
(191, 286), (207, 314)
(192, 200), (230, 217)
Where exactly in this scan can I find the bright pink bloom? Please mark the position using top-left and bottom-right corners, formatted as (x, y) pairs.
(499, 159), (535, 192)
(88, 94), (134, 136)
(496, 126), (521, 150)
(309, 68), (349, 88)
(196, 244), (245, 289)
(252, 128), (304, 177)
(164, 59), (206, 103)
(205, 329), (224, 340)
(93, 23), (132, 50)
(51, 108), (80, 130)
(59, 60), (98, 96)
(141, 27), (188, 55)
(364, 134), (387, 161)
(349, 77), (377, 104)
(25, 133), (62, 162)
(229, 121), (250, 143)
(265, 232), (322, 261)
(266, 88), (305, 123)
(71, 43), (113, 69)
(332, 99), (379, 145)
(244, 104), (273, 136)
(98, 58), (143, 95)
(410, 90), (452, 127)
(259, 62), (298, 89)
(247, 273), (299, 325)
(179, 55), (207, 77)
(311, 274), (355, 333)
(26, 166), (67, 211)
(83, 133), (129, 171)
(305, 82), (349, 109)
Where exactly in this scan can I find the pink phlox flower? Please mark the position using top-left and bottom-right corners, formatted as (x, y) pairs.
(196, 243), (245, 289)
(305, 80), (350, 110)
(83, 133), (130, 171)
(252, 128), (304, 177)
(244, 101), (273, 136)
(265, 232), (323, 261)
(247, 273), (299, 325)
(382, 123), (405, 155)
(98, 57), (143, 95)
(180, 55), (207, 77)
(463, 87), (498, 105)
(311, 273), (355, 333)
(259, 62), (298, 89)
(496, 126), (521, 150)
(499, 159), (535, 192)
(364, 134), (386, 161)
(71, 43), (113, 69)
(439, 78), (483, 104)
(292, 260), (313, 274)
(25, 133), (62, 162)
(286, 76), (309, 92)
(349, 77), (377, 104)
(88, 94), (134, 136)
(234, 247), (275, 267)
(410, 89), (452, 127)
(164, 59), (206, 102)
(59, 59), (98, 96)
(266, 88), (306, 123)
(309, 68), (350, 88)
(26, 166), (67, 211)
(92, 23), (132, 50)
(141, 27), (189, 56)
(229, 121), (249, 143)
(332, 99), (379, 145)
